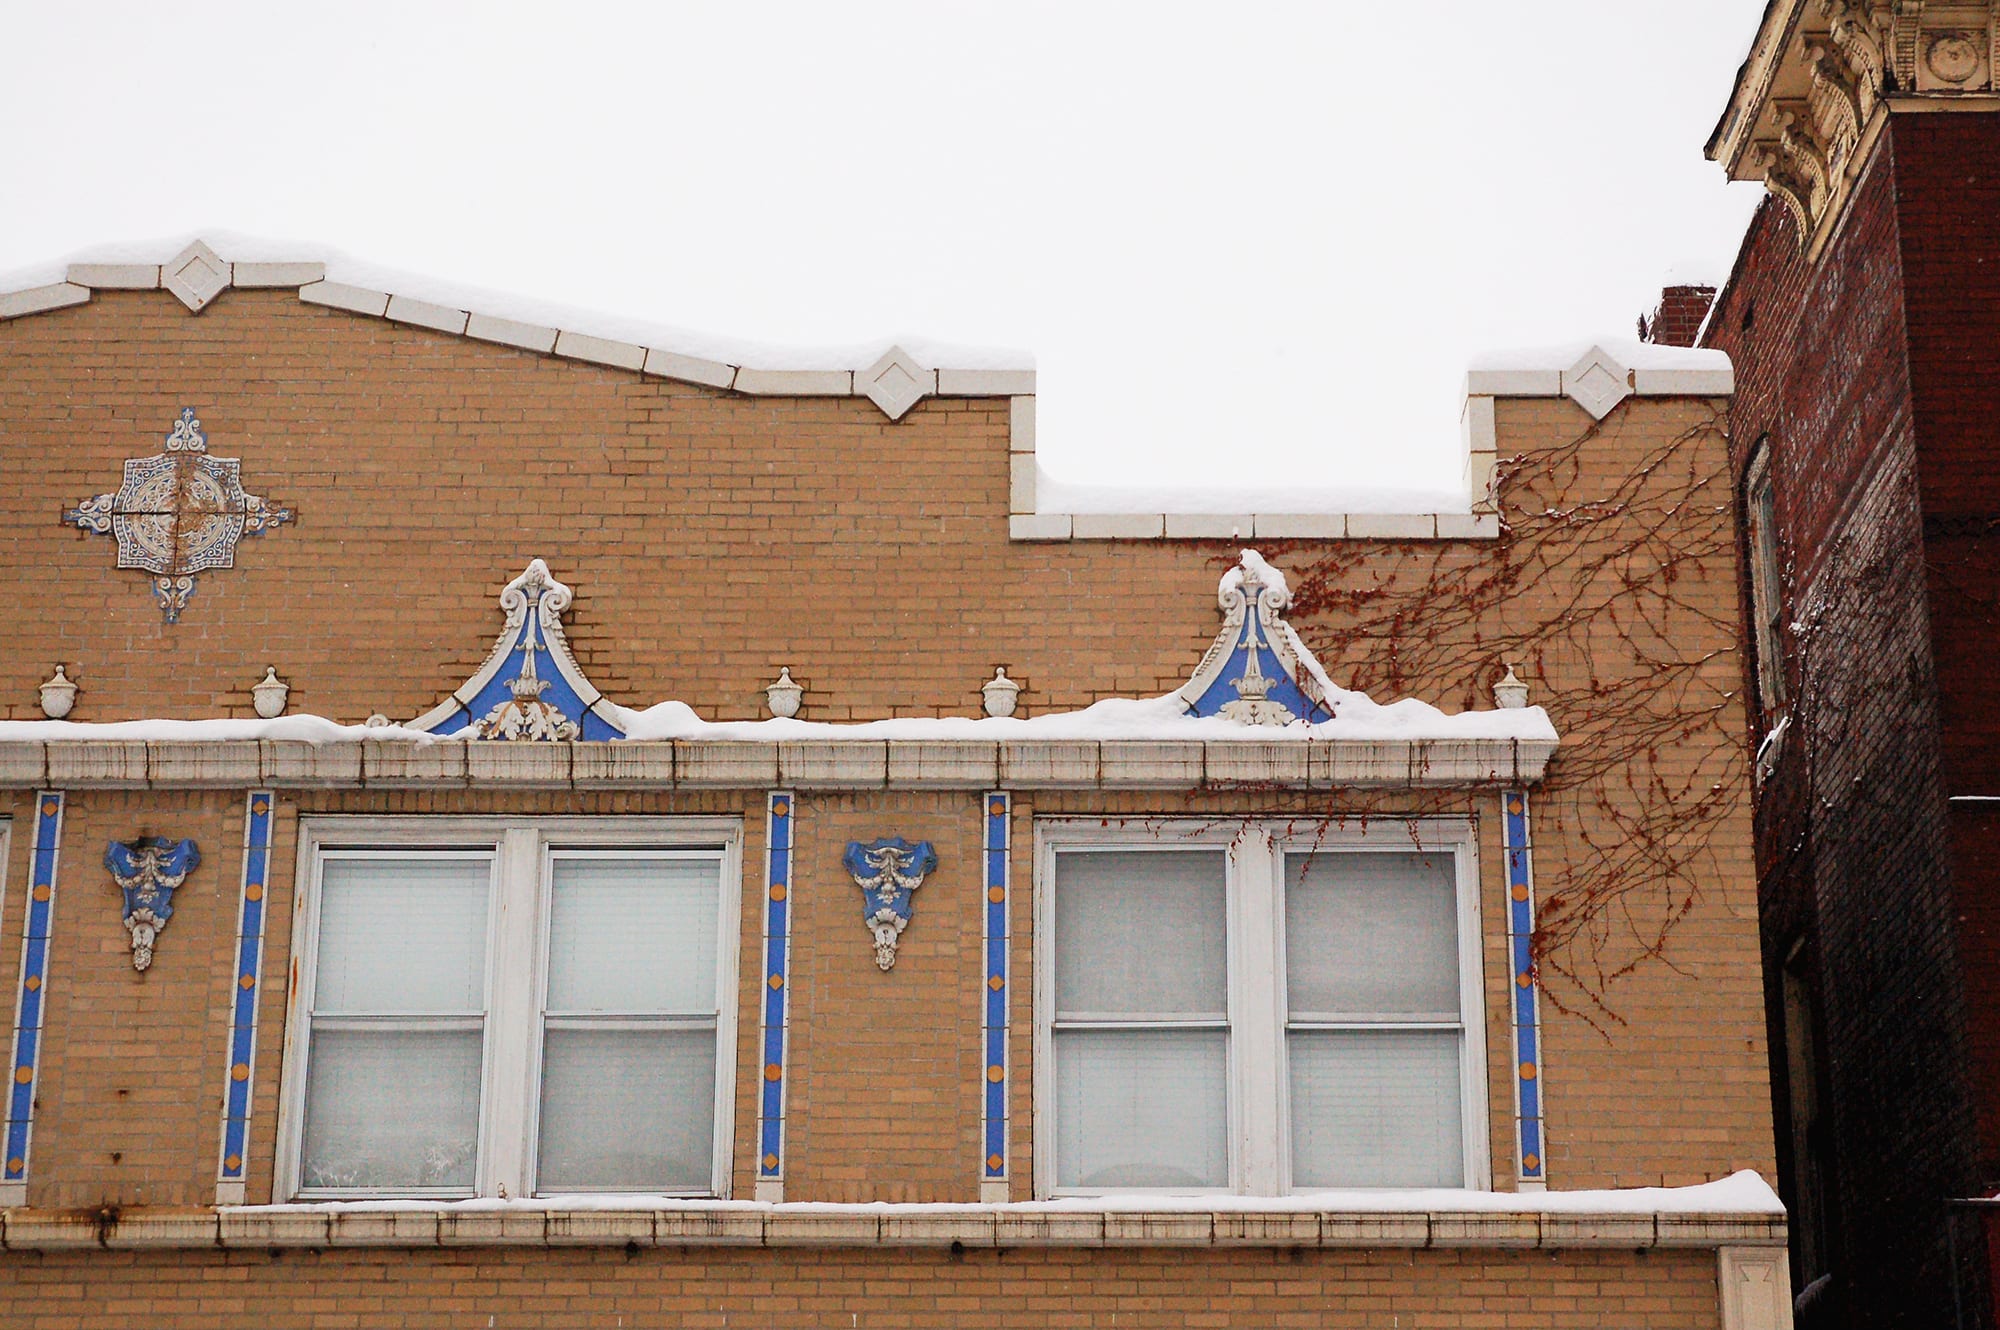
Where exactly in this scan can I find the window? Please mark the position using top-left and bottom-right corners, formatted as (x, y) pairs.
(277, 818), (740, 1199)
(1035, 819), (1486, 1195)
(1745, 442), (1786, 712)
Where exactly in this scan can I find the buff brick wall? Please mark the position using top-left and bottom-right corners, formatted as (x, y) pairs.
(0, 289), (1773, 1220)
(0, 1247), (1721, 1329)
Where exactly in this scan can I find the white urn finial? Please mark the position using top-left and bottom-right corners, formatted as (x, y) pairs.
(982, 667), (1020, 718)
(251, 666), (290, 719)
(1493, 665), (1530, 709)
(766, 667), (804, 719)
(38, 666), (76, 719)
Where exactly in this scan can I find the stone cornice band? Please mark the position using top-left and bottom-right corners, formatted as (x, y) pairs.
(0, 737), (1557, 791)
(0, 1204), (1782, 1251)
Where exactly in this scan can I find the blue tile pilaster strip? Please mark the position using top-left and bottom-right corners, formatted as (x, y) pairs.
(5, 792), (65, 1188)
(217, 791), (275, 1191)
(757, 791), (794, 1186)
(981, 791), (1011, 1187)
(1502, 789), (1546, 1185)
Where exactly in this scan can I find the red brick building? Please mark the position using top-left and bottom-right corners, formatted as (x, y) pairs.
(1702, 2), (2000, 1324)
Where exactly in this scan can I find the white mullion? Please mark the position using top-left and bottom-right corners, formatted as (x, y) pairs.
(481, 826), (539, 1199)
(1233, 826), (1281, 1196)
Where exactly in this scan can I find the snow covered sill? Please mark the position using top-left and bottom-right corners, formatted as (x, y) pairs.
(0, 1204), (1783, 1253)
(0, 737), (1557, 791)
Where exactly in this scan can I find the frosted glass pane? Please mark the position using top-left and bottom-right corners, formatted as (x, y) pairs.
(1054, 851), (1226, 1016)
(1055, 1029), (1226, 1188)
(316, 857), (490, 1014)
(299, 1029), (482, 1191)
(1288, 1030), (1463, 1188)
(537, 1028), (716, 1192)
(547, 857), (720, 1013)
(1286, 852), (1458, 1018)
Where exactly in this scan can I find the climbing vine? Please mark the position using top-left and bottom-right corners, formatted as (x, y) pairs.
(1277, 407), (1745, 1026)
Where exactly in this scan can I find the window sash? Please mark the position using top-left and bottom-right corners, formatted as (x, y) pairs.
(1035, 820), (1487, 1198)
(531, 847), (730, 1196)
(277, 817), (740, 1202)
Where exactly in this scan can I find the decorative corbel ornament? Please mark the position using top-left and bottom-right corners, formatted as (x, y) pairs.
(1755, 140), (1818, 238)
(1775, 100), (1832, 210)
(105, 837), (200, 971)
(1881, 0), (1925, 90)
(408, 559), (625, 740)
(1824, 1), (1888, 117)
(1805, 37), (1865, 161)
(844, 838), (938, 971)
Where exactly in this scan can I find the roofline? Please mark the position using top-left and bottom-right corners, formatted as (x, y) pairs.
(0, 238), (1034, 419)
(1705, 0), (1802, 169)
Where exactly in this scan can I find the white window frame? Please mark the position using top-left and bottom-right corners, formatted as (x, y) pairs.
(1033, 816), (1488, 1197)
(275, 816), (741, 1201)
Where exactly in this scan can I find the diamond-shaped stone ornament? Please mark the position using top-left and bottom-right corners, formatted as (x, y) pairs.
(859, 346), (933, 421)
(1561, 346), (1633, 420)
(162, 240), (231, 312)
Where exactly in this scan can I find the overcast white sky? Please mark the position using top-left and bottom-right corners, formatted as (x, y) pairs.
(2, 2), (1768, 499)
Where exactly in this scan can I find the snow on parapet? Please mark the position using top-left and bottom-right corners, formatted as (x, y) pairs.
(1465, 339), (1733, 421)
(0, 232), (1032, 420)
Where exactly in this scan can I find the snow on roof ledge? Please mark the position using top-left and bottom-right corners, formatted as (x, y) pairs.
(0, 232), (1033, 420)
(1464, 339), (1732, 421)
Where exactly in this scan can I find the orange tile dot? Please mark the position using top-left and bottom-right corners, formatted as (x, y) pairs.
(1522, 1153), (1540, 1171)
(986, 1065), (1004, 1083)
(989, 800), (1005, 816)
(252, 800), (269, 816)
(1511, 884), (1528, 901)
(770, 883), (786, 901)
(764, 1064), (782, 1082)
(224, 1154), (242, 1171)
(1519, 1062), (1537, 1081)
(246, 883), (264, 901)
(762, 1153), (779, 1170)
(987, 886), (1005, 903)
(1515, 973), (1532, 989)
(240, 974), (256, 990)
(24, 976), (39, 992)
(32, 884), (49, 901)
(5, 1158), (19, 1175)
(231, 1063), (250, 1081)
(988, 975), (1004, 991)
(41, 800), (57, 816)
(772, 800), (790, 817)
(986, 1154), (1004, 1171)
(768, 974), (784, 990)
(14, 1066), (31, 1084)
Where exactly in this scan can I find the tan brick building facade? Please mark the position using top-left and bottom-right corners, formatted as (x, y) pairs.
(0, 244), (1784, 1326)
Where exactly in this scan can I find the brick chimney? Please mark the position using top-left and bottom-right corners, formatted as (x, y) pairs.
(1638, 284), (1717, 347)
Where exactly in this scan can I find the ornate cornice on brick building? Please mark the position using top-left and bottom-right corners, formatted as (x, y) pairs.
(1711, 1), (2000, 257)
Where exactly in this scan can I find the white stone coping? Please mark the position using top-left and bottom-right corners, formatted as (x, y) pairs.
(0, 736), (1556, 791)
(0, 1203), (1783, 1252)
(0, 238), (1034, 422)
(1011, 343), (1732, 544)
